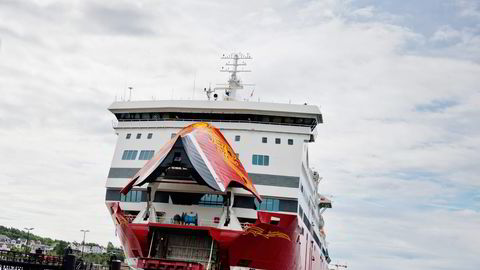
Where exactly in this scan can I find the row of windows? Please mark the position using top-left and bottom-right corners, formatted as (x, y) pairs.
(122, 150), (155, 160)
(106, 190), (298, 213)
(126, 132), (294, 146)
(120, 190), (143, 202)
(115, 112), (319, 129)
(139, 150), (155, 160)
(252, 154), (269, 166)
(256, 198), (280, 211)
(126, 133), (153, 139)
(262, 137), (294, 145)
(234, 135), (294, 145)
(298, 204), (327, 260)
(198, 194), (224, 207)
(122, 150), (138, 160)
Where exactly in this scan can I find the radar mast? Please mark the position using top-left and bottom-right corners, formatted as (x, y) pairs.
(215, 52), (253, 101)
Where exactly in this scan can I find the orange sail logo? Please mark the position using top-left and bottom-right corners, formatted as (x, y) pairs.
(243, 226), (291, 242)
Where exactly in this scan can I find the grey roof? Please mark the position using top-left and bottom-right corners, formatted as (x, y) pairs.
(108, 100), (322, 120)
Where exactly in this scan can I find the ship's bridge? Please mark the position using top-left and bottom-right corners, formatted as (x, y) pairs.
(109, 100), (322, 140)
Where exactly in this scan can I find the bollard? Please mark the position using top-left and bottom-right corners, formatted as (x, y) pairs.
(63, 254), (76, 270)
(110, 260), (121, 270)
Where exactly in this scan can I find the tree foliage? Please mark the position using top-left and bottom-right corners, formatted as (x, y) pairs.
(53, 240), (69, 256)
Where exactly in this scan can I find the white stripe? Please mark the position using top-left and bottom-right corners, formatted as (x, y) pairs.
(186, 133), (225, 191)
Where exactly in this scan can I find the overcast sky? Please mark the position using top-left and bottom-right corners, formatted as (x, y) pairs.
(1, 0), (479, 269)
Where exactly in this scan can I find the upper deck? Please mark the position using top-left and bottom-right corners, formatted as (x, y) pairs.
(109, 100), (322, 131)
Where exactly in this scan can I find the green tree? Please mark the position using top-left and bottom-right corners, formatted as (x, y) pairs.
(54, 240), (69, 256)
(107, 242), (115, 253)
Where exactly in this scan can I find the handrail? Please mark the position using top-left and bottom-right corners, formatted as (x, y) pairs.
(113, 118), (315, 128)
(0, 250), (63, 266)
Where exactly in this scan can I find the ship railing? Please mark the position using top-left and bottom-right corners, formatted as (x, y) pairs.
(155, 216), (218, 227)
(113, 118), (313, 128)
(153, 216), (255, 231)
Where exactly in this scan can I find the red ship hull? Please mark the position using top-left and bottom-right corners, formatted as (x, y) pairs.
(107, 202), (328, 270)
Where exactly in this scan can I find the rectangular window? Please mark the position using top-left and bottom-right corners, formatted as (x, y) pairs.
(120, 190), (145, 202)
(262, 137), (267, 143)
(139, 150), (154, 160)
(136, 133), (141, 139)
(171, 133), (177, 138)
(122, 150), (138, 160)
(147, 133), (153, 139)
(126, 133), (131, 139)
(257, 198), (280, 211)
(252, 154), (269, 166)
(235, 135), (240, 141)
(199, 194), (224, 207)
(288, 139), (294, 145)
(258, 155), (264, 165)
(275, 138), (281, 144)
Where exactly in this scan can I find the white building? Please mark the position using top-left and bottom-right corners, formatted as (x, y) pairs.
(0, 235), (11, 244)
(69, 243), (107, 254)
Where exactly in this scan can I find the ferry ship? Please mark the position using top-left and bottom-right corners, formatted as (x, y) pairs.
(105, 53), (332, 270)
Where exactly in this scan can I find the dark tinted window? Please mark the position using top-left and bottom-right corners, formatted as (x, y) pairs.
(262, 137), (267, 143)
(126, 133), (131, 139)
(235, 135), (240, 141)
(288, 139), (294, 145)
(136, 133), (141, 139)
(147, 133), (153, 139)
(275, 138), (281, 144)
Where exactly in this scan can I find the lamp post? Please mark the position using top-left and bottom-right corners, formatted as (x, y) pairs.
(24, 227), (34, 254)
(80, 229), (89, 259)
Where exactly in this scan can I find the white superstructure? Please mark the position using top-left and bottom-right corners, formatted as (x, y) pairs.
(105, 54), (332, 268)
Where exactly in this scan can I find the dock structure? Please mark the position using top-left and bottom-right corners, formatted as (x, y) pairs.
(0, 250), (118, 270)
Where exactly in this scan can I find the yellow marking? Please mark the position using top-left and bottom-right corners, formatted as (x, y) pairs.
(243, 226), (291, 242)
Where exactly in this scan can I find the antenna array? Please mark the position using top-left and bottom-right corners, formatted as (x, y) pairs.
(207, 52), (254, 101)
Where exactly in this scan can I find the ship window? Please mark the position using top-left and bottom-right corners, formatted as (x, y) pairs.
(126, 133), (131, 139)
(233, 196), (256, 209)
(275, 138), (281, 144)
(255, 198), (280, 211)
(139, 150), (155, 160)
(252, 154), (269, 166)
(199, 194), (224, 207)
(147, 133), (153, 139)
(136, 133), (141, 139)
(122, 150), (138, 160)
(262, 137), (267, 143)
(299, 205), (303, 217)
(171, 133), (176, 138)
(235, 135), (241, 141)
(303, 215), (311, 231)
(120, 190), (144, 202)
(288, 139), (294, 145)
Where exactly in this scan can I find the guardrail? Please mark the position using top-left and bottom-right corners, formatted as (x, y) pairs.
(0, 250), (63, 266)
(112, 118), (315, 129)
